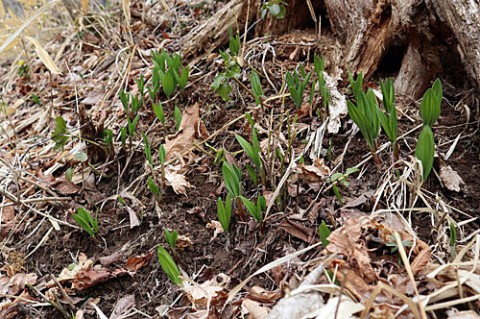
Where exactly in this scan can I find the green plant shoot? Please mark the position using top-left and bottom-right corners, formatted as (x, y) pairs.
(318, 221), (331, 248)
(165, 229), (178, 249)
(420, 79), (442, 127)
(157, 246), (182, 285)
(377, 78), (399, 159)
(222, 162), (242, 198)
(73, 208), (99, 238)
(347, 89), (380, 166)
(415, 125), (435, 181)
(286, 67), (312, 109)
(217, 193), (232, 232)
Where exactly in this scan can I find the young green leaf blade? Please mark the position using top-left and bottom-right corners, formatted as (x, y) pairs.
(240, 196), (262, 222)
(222, 162), (241, 197)
(420, 89), (441, 127)
(157, 247), (182, 285)
(415, 125), (435, 181)
(318, 221), (331, 247)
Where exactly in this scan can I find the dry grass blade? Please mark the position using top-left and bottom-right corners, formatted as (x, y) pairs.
(25, 36), (61, 74)
(0, 0), (61, 54)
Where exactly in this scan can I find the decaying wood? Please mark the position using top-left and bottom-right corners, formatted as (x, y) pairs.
(430, 0), (480, 91)
(324, 0), (480, 97)
(178, 0), (250, 60)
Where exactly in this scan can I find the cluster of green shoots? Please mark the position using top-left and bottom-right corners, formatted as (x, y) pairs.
(415, 79), (442, 181)
(157, 229), (182, 285)
(347, 73), (442, 180)
(212, 30), (330, 116)
(72, 208), (99, 238)
(347, 72), (397, 166)
(217, 120), (268, 233)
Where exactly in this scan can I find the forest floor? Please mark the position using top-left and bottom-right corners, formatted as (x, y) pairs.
(0, 1), (479, 319)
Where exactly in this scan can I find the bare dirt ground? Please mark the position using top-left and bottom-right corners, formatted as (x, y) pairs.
(0, 1), (479, 318)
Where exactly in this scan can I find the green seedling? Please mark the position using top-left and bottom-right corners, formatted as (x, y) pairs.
(239, 195), (266, 223)
(348, 71), (364, 101)
(152, 102), (165, 126)
(212, 29), (242, 101)
(102, 129), (114, 154)
(147, 176), (160, 196)
(415, 125), (435, 181)
(136, 74), (145, 104)
(286, 66), (312, 109)
(52, 116), (69, 150)
(72, 208), (99, 238)
(449, 223), (457, 261)
(327, 167), (359, 204)
(314, 54), (331, 110)
(157, 246), (182, 285)
(222, 161), (242, 198)
(318, 221), (331, 248)
(174, 105), (182, 131)
(420, 79), (442, 127)
(250, 71), (263, 106)
(235, 129), (265, 186)
(217, 193), (232, 232)
(143, 133), (153, 166)
(151, 50), (190, 99)
(261, 0), (286, 19)
(31, 94), (42, 106)
(222, 161), (247, 221)
(159, 144), (166, 194)
(347, 89), (381, 166)
(228, 27), (240, 56)
(377, 78), (399, 160)
(165, 229), (178, 249)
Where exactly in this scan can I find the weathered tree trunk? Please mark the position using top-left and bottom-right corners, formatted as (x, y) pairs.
(324, 0), (480, 97)
(178, 0), (480, 96)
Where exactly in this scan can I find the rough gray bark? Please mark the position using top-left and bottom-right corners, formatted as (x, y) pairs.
(325, 0), (480, 97)
(178, 0), (480, 97)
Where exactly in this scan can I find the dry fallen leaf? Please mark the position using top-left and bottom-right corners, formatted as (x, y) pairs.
(165, 165), (191, 195)
(124, 252), (153, 272)
(298, 157), (331, 184)
(242, 298), (270, 319)
(109, 294), (135, 319)
(440, 164), (465, 192)
(0, 273), (37, 295)
(164, 103), (207, 161)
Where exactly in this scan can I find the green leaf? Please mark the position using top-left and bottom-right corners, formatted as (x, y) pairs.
(157, 247), (182, 285)
(318, 221), (331, 247)
(348, 72), (363, 101)
(73, 208), (98, 238)
(245, 164), (258, 185)
(165, 229), (178, 249)
(222, 162), (241, 198)
(174, 105), (182, 131)
(163, 71), (175, 98)
(415, 125), (435, 181)
(250, 71), (263, 105)
(148, 176), (160, 196)
(240, 196), (262, 222)
(235, 134), (261, 169)
(228, 27), (240, 56)
(420, 87), (441, 127)
(52, 116), (69, 150)
(217, 194), (232, 233)
(143, 133), (153, 166)
(159, 144), (166, 164)
(152, 102), (165, 125)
